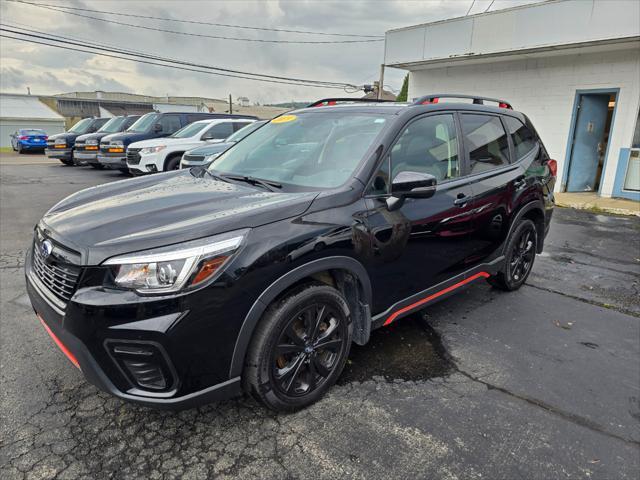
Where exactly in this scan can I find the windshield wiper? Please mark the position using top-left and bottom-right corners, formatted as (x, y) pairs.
(204, 170), (230, 183)
(222, 174), (282, 192)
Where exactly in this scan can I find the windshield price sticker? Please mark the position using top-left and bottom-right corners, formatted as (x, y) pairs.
(271, 115), (297, 124)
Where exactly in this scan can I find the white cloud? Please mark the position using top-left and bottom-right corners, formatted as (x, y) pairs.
(0, 0), (541, 102)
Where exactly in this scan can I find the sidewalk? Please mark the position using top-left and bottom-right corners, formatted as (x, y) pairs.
(555, 192), (640, 217)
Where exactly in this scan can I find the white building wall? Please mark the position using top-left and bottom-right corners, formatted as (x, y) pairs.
(407, 48), (640, 196)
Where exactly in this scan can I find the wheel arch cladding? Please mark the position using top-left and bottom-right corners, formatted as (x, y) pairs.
(229, 256), (372, 378)
(506, 200), (546, 254)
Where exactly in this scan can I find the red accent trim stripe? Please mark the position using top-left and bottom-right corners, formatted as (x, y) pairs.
(383, 272), (490, 326)
(38, 315), (81, 369)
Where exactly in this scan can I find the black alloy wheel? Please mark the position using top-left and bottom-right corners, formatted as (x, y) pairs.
(271, 303), (344, 397)
(244, 284), (352, 412)
(488, 219), (537, 291)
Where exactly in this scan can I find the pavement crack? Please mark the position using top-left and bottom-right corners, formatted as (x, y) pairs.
(526, 283), (640, 318)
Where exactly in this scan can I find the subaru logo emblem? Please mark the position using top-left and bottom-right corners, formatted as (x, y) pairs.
(41, 239), (53, 259)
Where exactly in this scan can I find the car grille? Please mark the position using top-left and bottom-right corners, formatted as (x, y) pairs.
(127, 148), (141, 165)
(46, 140), (56, 148)
(182, 154), (205, 163)
(32, 238), (81, 305)
(75, 141), (85, 151)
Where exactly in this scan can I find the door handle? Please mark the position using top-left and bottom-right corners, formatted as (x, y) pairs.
(514, 174), (526, 189)
(453, 193), (470, 206)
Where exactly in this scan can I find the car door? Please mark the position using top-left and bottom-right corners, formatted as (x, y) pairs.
(363, 113), (477, 314)
(458, 112), (525, 264)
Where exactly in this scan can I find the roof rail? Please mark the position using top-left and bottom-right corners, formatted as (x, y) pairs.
(307, 98), (396, 108)
(412, 94), (512, 109)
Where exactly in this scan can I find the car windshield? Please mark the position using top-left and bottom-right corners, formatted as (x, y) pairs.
(97, 117), (127, 133)
(209, 111), (388, 189)
(68, 118), (94, 134)
(126, 113), (159, 133)
(170, 122), (207, 138)
(20, 129), (46, 136)
(225, 121), (265, 143)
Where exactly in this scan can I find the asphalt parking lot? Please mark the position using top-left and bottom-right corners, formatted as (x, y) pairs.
(1, 152), (639, 479)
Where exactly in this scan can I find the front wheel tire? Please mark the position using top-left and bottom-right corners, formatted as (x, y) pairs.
(488, 219), (537, 291)
(243, 284), (352, 412)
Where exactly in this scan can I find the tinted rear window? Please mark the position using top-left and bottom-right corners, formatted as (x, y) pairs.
(461, 114), (510, 174)
(504, 116), (537, 160)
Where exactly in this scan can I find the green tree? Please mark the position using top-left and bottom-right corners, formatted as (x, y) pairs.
(396, 74), (409, 102)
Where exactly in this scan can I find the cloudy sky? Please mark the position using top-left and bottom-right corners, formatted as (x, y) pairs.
(0, 0), (540, 103)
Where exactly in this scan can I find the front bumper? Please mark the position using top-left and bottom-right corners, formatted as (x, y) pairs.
(24, 247), (243, 409)
(97, 154), (127, 169)
(73, 150), (99, 164)
(45, 148), (72, 160)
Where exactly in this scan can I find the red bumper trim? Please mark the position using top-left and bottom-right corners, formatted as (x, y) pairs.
(38, 315), (81, 369)
(383, 272), (490, 326)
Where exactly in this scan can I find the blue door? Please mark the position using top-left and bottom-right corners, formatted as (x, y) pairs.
(566, 94), (610, 192)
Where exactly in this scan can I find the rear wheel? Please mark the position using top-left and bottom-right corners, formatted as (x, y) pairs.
(488, 219), (537, 291)
(17, 144), (23, 154)
(243, 284), (352, 412)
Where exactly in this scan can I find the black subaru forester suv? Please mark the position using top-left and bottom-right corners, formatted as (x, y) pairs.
(26, 95), (556, 412)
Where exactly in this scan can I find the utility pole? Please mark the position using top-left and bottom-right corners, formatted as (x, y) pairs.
(229, 94), (233, 114)
(377, 64), (385, 100)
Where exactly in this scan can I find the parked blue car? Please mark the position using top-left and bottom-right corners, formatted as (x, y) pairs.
(10, 129), (48, 153)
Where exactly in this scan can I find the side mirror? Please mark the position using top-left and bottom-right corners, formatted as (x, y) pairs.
(386, 171), (437, 211)
(153, 123), (163, 133)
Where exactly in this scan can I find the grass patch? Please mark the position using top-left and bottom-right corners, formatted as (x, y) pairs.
(0, 147), (14, 153)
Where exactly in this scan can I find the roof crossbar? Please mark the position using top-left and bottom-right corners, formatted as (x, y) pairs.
(412, 94), (513, 109)
(307, 98), (396, 108)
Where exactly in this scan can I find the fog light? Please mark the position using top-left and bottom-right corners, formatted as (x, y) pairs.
(146, 164), (158, 172)
(105, 341), (176, 392)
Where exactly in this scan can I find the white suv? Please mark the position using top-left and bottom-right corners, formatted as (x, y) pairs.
(127, 118), (255, 174)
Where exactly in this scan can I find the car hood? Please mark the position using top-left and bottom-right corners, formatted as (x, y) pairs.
(76, 132), (111, 142)
(40, 170), (318, 265)
(130, 137), (201, 149)
(104, 131), (154, 146)
(186, 141), (233, 156)
(47, 132), (81, 143)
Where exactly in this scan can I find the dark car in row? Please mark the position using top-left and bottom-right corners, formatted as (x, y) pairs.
(74, 115), (141, 168)
(26, 95), (556, 412)
(45, 117), (109, 165)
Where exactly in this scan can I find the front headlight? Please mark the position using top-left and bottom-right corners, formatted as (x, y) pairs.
(140, 145), (166, 154)
(54, 138), (66, 145)
(103, 229), (248, 294)
(86, 139), (98, 145)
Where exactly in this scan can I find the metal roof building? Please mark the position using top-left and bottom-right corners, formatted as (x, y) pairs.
(384, 0), (640, 201)
(0, 93), (66, 148)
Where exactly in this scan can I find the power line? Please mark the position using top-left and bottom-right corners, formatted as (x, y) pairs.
(0, 27), (357, 89)
(466, 0), (477, 15)
(485, 0), (496, 12)
(0, 24), (350, 87)
(9, 0), (383, 38)
(10, 1), (384, 44)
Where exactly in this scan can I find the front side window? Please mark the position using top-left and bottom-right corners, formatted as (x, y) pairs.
(202, 122), (235, 140)
(504, 116), (536, 160)
(209, 112), (388, 189)
(461, 114), (510, 174)
(389, 114), (460, 183)
(157, 115), (182, 135)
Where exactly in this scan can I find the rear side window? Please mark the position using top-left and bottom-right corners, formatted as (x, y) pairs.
(504, 116), (537, 160)
(233, 122), (252, 132)
(461, 114), (510, 174)
(157, 115), (182, 135)
(203, 122), (235, 140)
